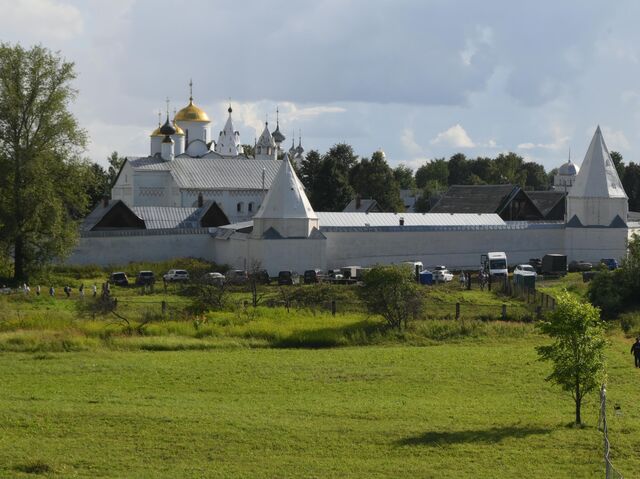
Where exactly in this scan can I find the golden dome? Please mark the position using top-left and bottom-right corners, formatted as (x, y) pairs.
(173, 120), (185, 136)
(150, 125), (164, 137)
(174, 100), (210, 123)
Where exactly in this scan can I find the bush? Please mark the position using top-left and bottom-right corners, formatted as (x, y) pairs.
(587, 270), (627, 319)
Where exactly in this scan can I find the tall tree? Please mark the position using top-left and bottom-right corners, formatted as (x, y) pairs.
(521, 161), (549, 190)
(415, 158), (449, 189)
(622, 162), (640, 211)
(298, 149), (322, 192)
(610, 151), (625, 180)
(106, 151), (125, 188)
(350, 151), (403, 211)
(393, 164), (415, 189)
(0, 44), (87, 281)
(536, 292), (606, 425)
(447, 153), (470, 185)
(310, 155), (353, 211)
(490, 152), (526, 185)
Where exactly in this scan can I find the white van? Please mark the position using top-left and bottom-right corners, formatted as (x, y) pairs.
(484, 252), (508, 277)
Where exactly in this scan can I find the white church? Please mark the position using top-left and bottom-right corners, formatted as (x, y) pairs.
(110, 84), (304, 225)
(73, 110), (639, 273)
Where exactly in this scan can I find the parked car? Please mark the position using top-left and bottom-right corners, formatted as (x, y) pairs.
(278, 270), (299, 285)
(568, 260), (592, 272)
(433, 268), (453, 282)
(225, 269), (249, 285)
(514, 264), (537, 277)
(541, 254), (567, 276)
(204, 272), (225, 286)
(303, 269), (324, 284)
(600, 258), (619, 270)
(433, 265), (447, 271)
(135, 270), (155, 286)
(163, 269), (189, 282)
(528, 258), (543, 274)
(249, 269), (271, 285)
(109, 272), (129, 286)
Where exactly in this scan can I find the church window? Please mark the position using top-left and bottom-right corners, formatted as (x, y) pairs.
(237, 202), (243, 213)
(248, 202), (254, 212)
(257, 146), (262, 155)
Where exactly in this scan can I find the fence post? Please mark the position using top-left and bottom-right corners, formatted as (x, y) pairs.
(331, 300), (336, 316)
(536, 305), (542, 319)
(455, 302), (460, 320)
(501, 303), (507, 320)
(161, 300), (167, 315)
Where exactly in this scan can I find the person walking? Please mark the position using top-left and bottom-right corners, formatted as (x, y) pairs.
(459, 271), (466, 289)
(49, 286), (55, 297)
(36, 285), (41, 296)
(92, 283), (97, 297)
(631, 337), (640, 368)
(79, 283), (85, 299)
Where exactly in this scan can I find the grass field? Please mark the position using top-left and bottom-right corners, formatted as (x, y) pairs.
(0, 336), (637, 478)
(0, 264), (637, 477)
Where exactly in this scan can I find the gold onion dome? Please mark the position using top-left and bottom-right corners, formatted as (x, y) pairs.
(175, 99), (210, 122)
(151, 125), (164, 137)
(172, 119), (185, 135)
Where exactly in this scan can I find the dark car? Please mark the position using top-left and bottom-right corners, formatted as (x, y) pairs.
(278, 270), (299, 286)
(249, 269), (271, 285)
(135, 271), (155, 286)
(225, 269), (249, 285)
(109, 272), (129, 286)
(568, 260), (593, 272)
(600, 258), (619, 270)
(303, 269), (324, 284)
(528, 258), (542, 274)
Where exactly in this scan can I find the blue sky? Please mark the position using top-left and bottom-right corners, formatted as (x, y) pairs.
(2, 0), (640, 172)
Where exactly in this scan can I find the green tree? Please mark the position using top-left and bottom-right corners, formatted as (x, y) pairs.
(536, 292), (606, 425)
(359, 265), (423, 330)
(242, 143), (255, 158)
(622, 162), (640, 211)
(468, 157), (492, 183)
(0, 43), (88, 281)
(447, 153), (470, 185)
(350, 151), (403, 211)
(610, 151), (625, 180)
(415, 158), (448, 189)
(490, 152), (526, 185)
(521, 161), (549, 190)
(326, 143), (358, 171)
(310, 155), (353, 211)
(80, 161), (109, 210)
(298, 149), (322, 192)
(413, 180), (445, 213)
(393, 164), (415, 189)
(106, 151), (125, 188)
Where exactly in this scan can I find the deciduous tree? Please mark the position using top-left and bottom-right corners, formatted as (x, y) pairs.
(0, 44), (88, 281)
(536, 292), (606, 425)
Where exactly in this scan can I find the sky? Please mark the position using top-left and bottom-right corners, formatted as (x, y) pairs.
(2, 0), (640, 172)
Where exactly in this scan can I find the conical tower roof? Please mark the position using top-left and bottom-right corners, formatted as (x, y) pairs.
(253, 154), (317, 220)
(257, 122), (276, 148)
(569, 126), (627, 199)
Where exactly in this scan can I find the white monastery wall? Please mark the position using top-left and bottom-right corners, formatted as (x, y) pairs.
(565, 227), (628, 262)
(68, 231), (215, 266)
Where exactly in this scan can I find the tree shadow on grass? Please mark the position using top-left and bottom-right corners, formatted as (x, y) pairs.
(398, 426), (551, 446)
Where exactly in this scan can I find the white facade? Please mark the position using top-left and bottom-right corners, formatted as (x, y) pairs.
(567, 126), (628, 226)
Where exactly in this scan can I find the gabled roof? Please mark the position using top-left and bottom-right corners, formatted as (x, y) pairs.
(81, 200), (145, 231)
(253, 155), (317, 220)
(569, 126), (627, 199)
(430, 184), (519, 214)
(525, 191), (566, 218)
(343, 198), (381, 213)
(128, 156), (280, 190)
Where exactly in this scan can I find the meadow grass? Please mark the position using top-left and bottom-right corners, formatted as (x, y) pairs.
(0, 336), (637, 478)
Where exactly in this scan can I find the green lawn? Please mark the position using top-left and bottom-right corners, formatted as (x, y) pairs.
(0, 336), (637, 478)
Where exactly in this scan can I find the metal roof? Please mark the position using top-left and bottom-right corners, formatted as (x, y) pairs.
(131, 206), (200, 229)
(316, 212), (506, 228)
(128, 156), (281, 190)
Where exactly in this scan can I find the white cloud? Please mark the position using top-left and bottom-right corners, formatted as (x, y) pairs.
(460, 25), (493, 66)
(0, 0), (83, 41)
(600, 126), (631, 150)
(400, 128), (423, 156)
(282, 103), (347, 121)
(430, 124), (475, 148)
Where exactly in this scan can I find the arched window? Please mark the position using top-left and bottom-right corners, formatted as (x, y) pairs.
(257, 146), (262, 155)
(248, 202), (254, 213)
(237, 202), (243, 213)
